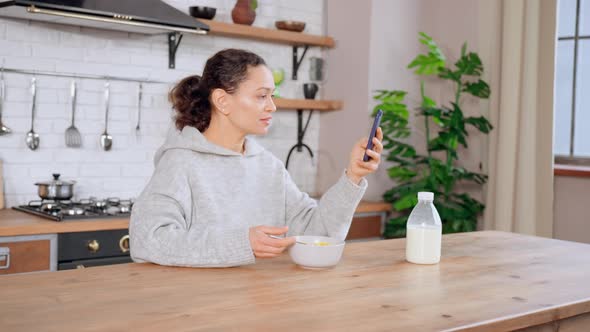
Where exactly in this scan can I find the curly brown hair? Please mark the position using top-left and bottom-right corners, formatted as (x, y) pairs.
(168, 49), (266, 132)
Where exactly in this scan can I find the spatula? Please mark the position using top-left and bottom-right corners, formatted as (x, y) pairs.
(65, 80), (81, 148)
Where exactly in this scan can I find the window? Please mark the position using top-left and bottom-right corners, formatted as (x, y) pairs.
(555, 0), (590, 164)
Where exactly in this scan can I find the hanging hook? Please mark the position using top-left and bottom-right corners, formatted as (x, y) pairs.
(285, 142), (314, 170)
(285, 109), (314, 170)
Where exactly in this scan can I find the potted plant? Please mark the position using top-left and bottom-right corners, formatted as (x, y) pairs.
(373, 32), (493, 238)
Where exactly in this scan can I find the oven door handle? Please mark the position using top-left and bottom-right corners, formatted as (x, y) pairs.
(0, 247), (10, 270)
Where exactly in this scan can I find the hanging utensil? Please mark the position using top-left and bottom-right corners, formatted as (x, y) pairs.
(135, 82), (142, 135)
(25, 77), (40, 151)
(0, 160), (4, 209)
(0, 63), (12, 136)
(100, 82), (112, 151)
(65, 80), (82, 148)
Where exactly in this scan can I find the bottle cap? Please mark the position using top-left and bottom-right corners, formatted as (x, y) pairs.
(417, 192), (434, 201)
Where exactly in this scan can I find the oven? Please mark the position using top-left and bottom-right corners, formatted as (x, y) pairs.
(58, 229), (132, 270)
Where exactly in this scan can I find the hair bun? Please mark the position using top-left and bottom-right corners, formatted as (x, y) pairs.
(170, 49), (266, 132)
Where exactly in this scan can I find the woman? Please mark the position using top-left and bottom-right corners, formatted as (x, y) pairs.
(129, 49), (383, 267)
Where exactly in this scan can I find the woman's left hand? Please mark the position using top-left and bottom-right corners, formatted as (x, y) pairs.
(346, 127), (384, 185)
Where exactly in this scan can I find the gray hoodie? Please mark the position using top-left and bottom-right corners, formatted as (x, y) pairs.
(129, 126), (368, 267)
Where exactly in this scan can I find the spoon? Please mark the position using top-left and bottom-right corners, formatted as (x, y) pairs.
(0, 65), (12, 135)
(269, 234), (306, 245)
(25, 77), (39, 150)
(100, 82), (112, 151)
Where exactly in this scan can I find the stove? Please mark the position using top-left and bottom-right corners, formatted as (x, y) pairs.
(12, 197), (135, 270)
(13, 197), (133, 221)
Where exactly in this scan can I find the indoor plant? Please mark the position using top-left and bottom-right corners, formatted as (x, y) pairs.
(374, 32), (493, 238)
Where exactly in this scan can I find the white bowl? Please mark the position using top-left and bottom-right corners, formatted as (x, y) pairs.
(288, 235), (345, 269)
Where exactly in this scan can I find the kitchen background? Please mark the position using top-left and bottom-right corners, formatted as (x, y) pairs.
(0, 0), (325, 207)
(1, 0), (588, 245)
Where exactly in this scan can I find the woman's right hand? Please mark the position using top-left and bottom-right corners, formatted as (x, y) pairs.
(249, 225), (295, 258)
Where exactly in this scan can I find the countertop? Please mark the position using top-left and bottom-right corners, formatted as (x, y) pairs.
(1, 231), (589, 331)
(0, 201), (391, 237)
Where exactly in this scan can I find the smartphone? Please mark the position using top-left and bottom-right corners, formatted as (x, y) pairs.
(363, 109), (383, 162)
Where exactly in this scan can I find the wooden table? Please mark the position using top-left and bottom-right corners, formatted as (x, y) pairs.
(1, 231), (589, 331)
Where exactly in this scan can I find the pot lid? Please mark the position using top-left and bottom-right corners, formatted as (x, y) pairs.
(35, 173), (76, 186)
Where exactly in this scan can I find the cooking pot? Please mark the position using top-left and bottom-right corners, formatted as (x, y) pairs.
(35, 173), (75, 200)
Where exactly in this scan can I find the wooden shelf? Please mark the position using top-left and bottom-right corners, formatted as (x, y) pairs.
(200, 19), (335, 48)
(274, 98), (342, 111)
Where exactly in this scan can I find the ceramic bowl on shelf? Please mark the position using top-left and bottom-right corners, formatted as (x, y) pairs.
(275, 20), (306, 32)
(288, 235), (345, 269)
(189, 6), (216, 20)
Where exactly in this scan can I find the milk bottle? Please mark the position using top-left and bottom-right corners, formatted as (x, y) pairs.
(405, 192), (442, 264)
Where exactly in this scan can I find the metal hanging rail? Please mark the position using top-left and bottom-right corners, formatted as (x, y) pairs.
(0, 67), (171, 84)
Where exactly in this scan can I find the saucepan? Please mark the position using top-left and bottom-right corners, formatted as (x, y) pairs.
(35, 173), (76, 200)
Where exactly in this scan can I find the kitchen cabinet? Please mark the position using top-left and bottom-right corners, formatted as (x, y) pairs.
(347, 215), (383, 240)
(2, 231), (590, 331)
(347, 201), (391, 240)
(0, 234), (57, 275)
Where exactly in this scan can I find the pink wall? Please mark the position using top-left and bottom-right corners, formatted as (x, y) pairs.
(554, 175), (590, 244)
(320, 0), (484, 203)
(318, 0), (373, 194)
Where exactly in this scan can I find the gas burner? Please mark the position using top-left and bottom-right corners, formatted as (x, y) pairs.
(13, 197), (134, 221)
(63, 206), (85, 216)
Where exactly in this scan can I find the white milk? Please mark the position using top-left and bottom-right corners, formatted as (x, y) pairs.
(406, 225), (441, 264)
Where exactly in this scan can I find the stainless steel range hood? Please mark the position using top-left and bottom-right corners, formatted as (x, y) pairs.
(0, 0), (208, 35)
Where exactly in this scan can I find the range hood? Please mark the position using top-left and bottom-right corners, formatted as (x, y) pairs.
(0, 0), (208, 35)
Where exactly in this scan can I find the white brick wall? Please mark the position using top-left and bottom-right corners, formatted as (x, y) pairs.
(0, 0), (325, 207)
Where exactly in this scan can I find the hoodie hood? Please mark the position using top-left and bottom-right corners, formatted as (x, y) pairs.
(154, 126), (266, 165)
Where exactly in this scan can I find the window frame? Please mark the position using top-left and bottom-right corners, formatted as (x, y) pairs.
(555, 0), (590, 166)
